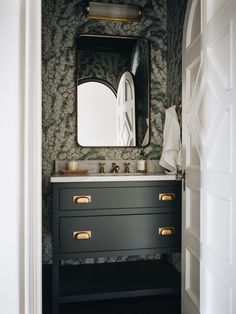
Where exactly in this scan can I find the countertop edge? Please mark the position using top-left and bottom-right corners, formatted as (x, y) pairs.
(50, 174), (177, 183)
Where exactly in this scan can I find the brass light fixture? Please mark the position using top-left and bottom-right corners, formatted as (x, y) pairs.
(86, 2), (141, 22)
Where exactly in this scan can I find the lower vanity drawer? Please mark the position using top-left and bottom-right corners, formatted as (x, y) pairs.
(59, 213), (181, 255)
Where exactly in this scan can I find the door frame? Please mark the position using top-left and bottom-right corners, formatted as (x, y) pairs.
(22, 0), (42, 313)
(24, 0), (236, 313)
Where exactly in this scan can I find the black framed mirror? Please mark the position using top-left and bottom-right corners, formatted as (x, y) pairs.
(76, 34), (150, 147)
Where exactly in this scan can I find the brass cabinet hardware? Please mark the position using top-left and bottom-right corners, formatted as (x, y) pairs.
(73, 231), (92, 240)
(159, 193), (175, 201)
(159, 227), (175, 236)
(73, 195), (92, 204)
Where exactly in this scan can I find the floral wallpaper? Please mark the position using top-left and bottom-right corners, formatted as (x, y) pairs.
(42, 0), (168, 264)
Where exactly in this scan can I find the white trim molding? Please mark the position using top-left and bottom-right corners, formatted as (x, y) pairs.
(21, 0), (42, 313)
(0, 0), (41, 313)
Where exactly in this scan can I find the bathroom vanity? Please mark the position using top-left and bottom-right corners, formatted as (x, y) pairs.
(51, 173), (181, 313)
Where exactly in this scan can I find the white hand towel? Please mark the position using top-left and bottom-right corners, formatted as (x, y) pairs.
(159, 105), (182, 174)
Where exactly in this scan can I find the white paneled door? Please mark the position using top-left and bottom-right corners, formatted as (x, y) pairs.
(182, 0), (236, 313)
(182, 1), (202, 312)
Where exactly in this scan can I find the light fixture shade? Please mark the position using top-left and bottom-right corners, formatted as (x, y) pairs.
(86, 2), (141, 22)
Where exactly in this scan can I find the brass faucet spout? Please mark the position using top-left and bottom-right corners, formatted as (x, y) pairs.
(111, 163), (120, 174)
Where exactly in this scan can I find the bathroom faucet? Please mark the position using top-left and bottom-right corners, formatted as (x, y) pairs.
(111, 163), (120, 174)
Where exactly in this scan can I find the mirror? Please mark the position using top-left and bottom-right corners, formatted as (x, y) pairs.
(77, 34), (150, 147)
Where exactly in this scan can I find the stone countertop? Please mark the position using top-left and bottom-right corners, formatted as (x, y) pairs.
(50, 172), (177, 183)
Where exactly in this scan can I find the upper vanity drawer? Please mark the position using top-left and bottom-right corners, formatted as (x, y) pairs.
(58, 184), (180, 211)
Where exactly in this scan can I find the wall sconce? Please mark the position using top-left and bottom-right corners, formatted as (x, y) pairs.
(86, 2), (141, 22)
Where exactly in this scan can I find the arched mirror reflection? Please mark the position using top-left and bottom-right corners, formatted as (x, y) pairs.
(78, 80), (117, 146)
(76, 34), (150, 147)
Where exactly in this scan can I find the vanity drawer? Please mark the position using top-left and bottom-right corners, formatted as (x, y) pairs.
(59, 185), (180, 211)
(59, 213), (181, 255)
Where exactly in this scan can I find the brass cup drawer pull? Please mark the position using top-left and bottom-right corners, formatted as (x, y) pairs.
(73, 231), (92, 240)
(159, 227), (175, 236)
(73, 195), (92, 204)
(159, 193), (175, 201)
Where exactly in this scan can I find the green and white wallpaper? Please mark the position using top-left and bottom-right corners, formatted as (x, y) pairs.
(42, 0), (187, 264)
(167, 0), (188, 108)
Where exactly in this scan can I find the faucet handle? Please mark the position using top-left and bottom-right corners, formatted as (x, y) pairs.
(99, 162), (105, 173)
(124, 162), (130, 173)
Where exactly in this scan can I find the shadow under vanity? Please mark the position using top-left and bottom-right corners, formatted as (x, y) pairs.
(50, 164), (181, 314)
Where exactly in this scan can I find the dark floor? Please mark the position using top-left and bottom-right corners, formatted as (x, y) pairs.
(44, 295), (181, 314)
(43, 264), (181, 314)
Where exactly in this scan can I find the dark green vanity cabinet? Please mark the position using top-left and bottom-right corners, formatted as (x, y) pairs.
(52, 180), (181, 313)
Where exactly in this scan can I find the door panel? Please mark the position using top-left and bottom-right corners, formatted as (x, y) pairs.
(186, 0), (202, 48)
(182, 1), (202, 313)
(202, 0), (235, 312)
(207, 0), (230, 22)
(186, 188), (200, 239)
(207, 23), (232, 91)
(186, 126), (201, 168)
(186, 56), (201, 104)
(205, 269), (232, 314)
(183, 0), (236, 313)
(207, 109), (232, 173)
(185, 248), (200, 308)
(206, 193), (232, 263)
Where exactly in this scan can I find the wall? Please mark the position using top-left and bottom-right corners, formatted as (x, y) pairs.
(167, 0), (188, 108)
(0, 0), (23, 312)
(77, 49), (131, 90)
(42, 0), (168, 263)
